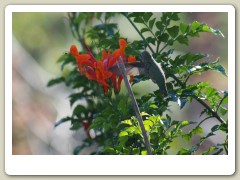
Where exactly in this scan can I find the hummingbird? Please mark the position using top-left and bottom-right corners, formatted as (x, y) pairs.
(109, 51), (168, 97)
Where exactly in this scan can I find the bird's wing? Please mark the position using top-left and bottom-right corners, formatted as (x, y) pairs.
(108, 62), (145, 76)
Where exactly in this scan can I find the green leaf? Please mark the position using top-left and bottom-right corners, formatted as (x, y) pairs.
(122, 147), (131, 154)
(211, 29), (224, 37)
(177, 35), (188, 45)
(125, 127), (141, 135)
(143, 12), (153, 22)
(89, 116), (106, 129)
(212, 64), (227, 76)
(146, 36), (155, 45)
(132, 148), (140, 155)
(170, 13), (180, 21)
(149, 104), (158, 109)
(158, 33), (169, 43)
(181, 120), (191, 127)
(196, 23), (224, 37)
(128, 12), (143, 18)
(120, 119), (132, 126)
(182, 133), (192, 141)
(191, 21), (201, 31)
(201, 24), (212, 32)
(134, 17), (144, 24)
(54, 116), (72, 128)
(57, 53), (70, 63)
(167, 26), (179, 38)
(72, 105), (86, 118)
(205, 87), (218, 97)
(119, 131), (129, 137)
(70, 121), (82, 130)
(143, 120), (154, 131)
(219, 122), (228, 133)
(172, 53), (207, 66)
(101, 147), (118, 155)
(199, 132), (215, 145)
(141, 150), (147, 155)
(68, 93), (85, 107)
(141, 112), (150, 117)
(141, 28), (150, 34)
(140, 93), (153, 102)
(180, 22), (189, 33)
(197, 82), (211, 89)
(219, 106), (227, 116)
(202, 146), (217, 155)
(211, 125), (220, 132)
(149, 18), (156, 29)
(118, 99), (128, 116)
(73, 145), (84, 155)
(192, 126), (203, 135)
(118, 134), (128, 146)
(221, 95), (228, 105)
(47, 77), (65, 87)
(155, 21), (163, 30)
(177, 148), (191, 155)
(212, 148), (223, 155)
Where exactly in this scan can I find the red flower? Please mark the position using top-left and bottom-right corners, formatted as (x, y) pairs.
(70, 39), (136, 93)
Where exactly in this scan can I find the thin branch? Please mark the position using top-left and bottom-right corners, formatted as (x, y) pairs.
(123, 12), (225, 125)
(117, 57), (153, 155)
(197, 116), (213, 127)
(191, 95), (225, 124)
(223, 144), (228, 155)
(142, 22), (158, 41)
(122, 13), (155, 55)
(184, 74), (191, 85)
(159, 43), (169, 54)
(156, 41), (161, 54)
(216, 95), (227, 113)
(166, 69), (225, 124)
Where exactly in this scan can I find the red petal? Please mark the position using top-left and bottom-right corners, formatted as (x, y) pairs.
(103, 85), (109, 93)
(128, 55), (136, 63)
(129, 75), (134, 84)
(119, 39), (127, 50)
(79, 54), (95, 67)
(84, 68), (97, 81)
(117, 75), (123, 90)
(70, 45), (79, 57)
(110, 74), (117, 90)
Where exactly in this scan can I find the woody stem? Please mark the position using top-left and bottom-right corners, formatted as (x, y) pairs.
(117, 57), (153, 155)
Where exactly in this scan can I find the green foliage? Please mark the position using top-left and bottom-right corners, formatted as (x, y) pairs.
(48, 12), (228, 155)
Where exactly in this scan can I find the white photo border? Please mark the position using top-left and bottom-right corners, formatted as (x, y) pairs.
(5, 5), (235, 175)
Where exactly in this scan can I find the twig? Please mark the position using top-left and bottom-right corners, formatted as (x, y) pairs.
(122, 13), (155, 55)
(122, 14), (225, 124)
(216, 94), (227, 113)
(117, 57), (153, 155)
(191, 95), (225, 124)
(166, 70), (225, 124)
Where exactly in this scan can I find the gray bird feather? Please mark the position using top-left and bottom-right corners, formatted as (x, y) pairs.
(108, 51), (168, 97)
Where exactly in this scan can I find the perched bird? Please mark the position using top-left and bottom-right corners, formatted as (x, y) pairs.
(109, 51), (168, 97)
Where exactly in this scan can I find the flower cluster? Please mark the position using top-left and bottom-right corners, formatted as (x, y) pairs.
(70, 39), (136, 93)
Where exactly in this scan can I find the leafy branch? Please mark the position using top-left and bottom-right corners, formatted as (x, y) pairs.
(123, 12), (226, 125)
(48, 12), (228, 155)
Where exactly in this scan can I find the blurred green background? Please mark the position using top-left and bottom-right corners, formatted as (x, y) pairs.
(12, 12), (228, 155)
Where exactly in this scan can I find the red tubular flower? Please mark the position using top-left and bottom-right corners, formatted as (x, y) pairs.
(80, 121), (91, 138)
(70, 45), (95, 74)
(127, 55), (136, 83)
(70, 38), (137, 93)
